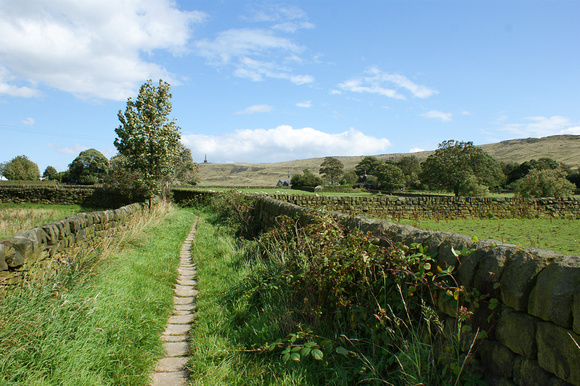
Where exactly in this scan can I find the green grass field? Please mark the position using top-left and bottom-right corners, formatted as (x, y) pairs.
(0, 203), (96, 239)
(392, 217), (580, 256)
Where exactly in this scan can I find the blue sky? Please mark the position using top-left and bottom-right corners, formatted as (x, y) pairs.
(1, 0), (579, 173)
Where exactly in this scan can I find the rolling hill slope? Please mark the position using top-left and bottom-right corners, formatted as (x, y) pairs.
(198, 135), (580, 187)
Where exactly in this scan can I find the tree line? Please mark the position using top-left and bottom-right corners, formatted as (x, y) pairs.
(292, 140), (579, 198)
(0, 80), (199, 202)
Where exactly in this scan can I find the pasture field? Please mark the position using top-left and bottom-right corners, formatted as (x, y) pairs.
(392, 217), (580, 256)
(0, 203), (95, 239)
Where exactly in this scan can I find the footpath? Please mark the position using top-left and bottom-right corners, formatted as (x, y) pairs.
(150, 217), (199, 385)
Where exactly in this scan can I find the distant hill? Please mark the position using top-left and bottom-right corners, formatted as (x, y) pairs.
(198, 135), (580, 187)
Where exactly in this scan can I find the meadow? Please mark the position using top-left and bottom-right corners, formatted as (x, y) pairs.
(0, 203), (96, 239)
(391, 217), (580, 256)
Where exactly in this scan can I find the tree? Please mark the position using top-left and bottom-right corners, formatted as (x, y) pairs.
(319, 157), (344, 184)
(374, 163), (405, 192)
(114, 79), (181, 199)
(354, 156), (382, 180)
(42, 166), (58, 181)
(341, 171), (358, 185)
(396, 155), (422, 189)
(68, 149), (109, 184)
(291, 169), (323, 189)
(105, 155), (149, 203)
(420, 140), (505, 196)
(171, 143), (199, 186)
(1, 155), (40, 181)
(515, 168), (575, 198)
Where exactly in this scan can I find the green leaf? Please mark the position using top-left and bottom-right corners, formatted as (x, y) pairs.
(300, 347), (312, 357)
(461, 325), (472, 333)
(336, 346), (349, 355)
(472, 236), (479, 243)
(290, 352), (301, 362)
(311, 348), (324, 360)
(291, 346), (302, 352)
(304, 341), (317, 348)
(282, 353), (290, 362)
(320, 340), (333, 347)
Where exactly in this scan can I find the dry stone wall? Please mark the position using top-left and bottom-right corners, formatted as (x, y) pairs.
(269, 194), (580, 219)
(0, 185), (130, 208)
(254, 195), (580, 385)
(0, 200), (156, 288)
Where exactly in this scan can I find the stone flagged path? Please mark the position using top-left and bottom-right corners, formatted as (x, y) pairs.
(150, 217), (199, 386)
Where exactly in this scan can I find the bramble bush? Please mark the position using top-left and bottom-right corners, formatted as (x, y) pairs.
(208, 192), (493, 384)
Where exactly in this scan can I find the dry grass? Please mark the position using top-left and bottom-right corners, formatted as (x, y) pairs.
(0, 204), (87, 239)
(198, 134), (580, 186)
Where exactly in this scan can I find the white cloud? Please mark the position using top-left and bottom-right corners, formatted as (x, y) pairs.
(409, 148), (426, 153)
(0, 0), (206, 100)
(22, 117), (35, 126)
(182, 125), (392, 163)
(46, 143), (88, 156)
(235, 104), (273, 114)
(296, 100), (311, 108)
(497, 115), (579, 137)
(194, 5), (314, 85)
(338, 67), (437, 100)
(422, 110), (453, 122)
(330, 90), (342, 95)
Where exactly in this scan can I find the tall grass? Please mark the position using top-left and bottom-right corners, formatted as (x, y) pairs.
(0, 203), (94, 239)
(0, 202), (196, 384)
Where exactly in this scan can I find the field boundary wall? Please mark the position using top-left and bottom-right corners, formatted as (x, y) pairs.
(253, 195), (580, 385)
(0, 185), (129, 208)
(0, 200), (157, 288)
(268, 194), (580, 219)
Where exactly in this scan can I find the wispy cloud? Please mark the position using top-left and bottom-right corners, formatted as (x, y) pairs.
(46, 143), (88, 156)
(182, 125), (392, 163)
(422, 110), (452, 122)
(0, 1), (206, 101)
(296, 100), (311, 108)
(21, 117), (35, 126)
(235, 104), (273, 114)
(409, 148), (426, 153)
(194, 5), (314, 85)
(338, 66), (438, 100)
(497, 115), (579, 137)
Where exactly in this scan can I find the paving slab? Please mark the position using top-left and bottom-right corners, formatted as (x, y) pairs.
(164, 341), (189, 357)
(163, 323), (191, 336)
(168, 314), (195, 324)
(173, 296), (194, 305)
(150, 371), (187, 386)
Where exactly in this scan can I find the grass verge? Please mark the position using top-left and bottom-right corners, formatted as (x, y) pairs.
(0, 203), (196, 385)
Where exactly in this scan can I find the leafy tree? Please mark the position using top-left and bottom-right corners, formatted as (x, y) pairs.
(319, 157), (344, 184)
(374, 163), (405, 192)
(42, 166), (58, 181)
(341, 171), (358, 185)
(114, 79), (181, 200)
(171, 143), (199, 186)
(420, 140), (505, 196)
(567, 169), (580, 188)
(68, 149), (109, 184)
(396, 155), (422, 189)
(515, 168), (575, 198)
(105, 155), (149, 203)
(1, 155), (40, 181)
(291, 169), (323, 188)
(354, 156), (382, 180)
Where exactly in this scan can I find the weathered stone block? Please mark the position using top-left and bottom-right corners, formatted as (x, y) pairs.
(500, 248), (560, 312)
(478, 340), (516, 378)
(437, 234), (475, 270)
(528, 257), (580, 328)
(536, 322), (580, 385)
(0, 244), (8, 271)
(495, 308), (537, 359)
(573, 290), (580, 335)
(513, 356), (570, 386)
(471, 245), (513, 295)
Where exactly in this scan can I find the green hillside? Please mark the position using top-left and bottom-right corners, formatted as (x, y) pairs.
(198, 135), (580, 187)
